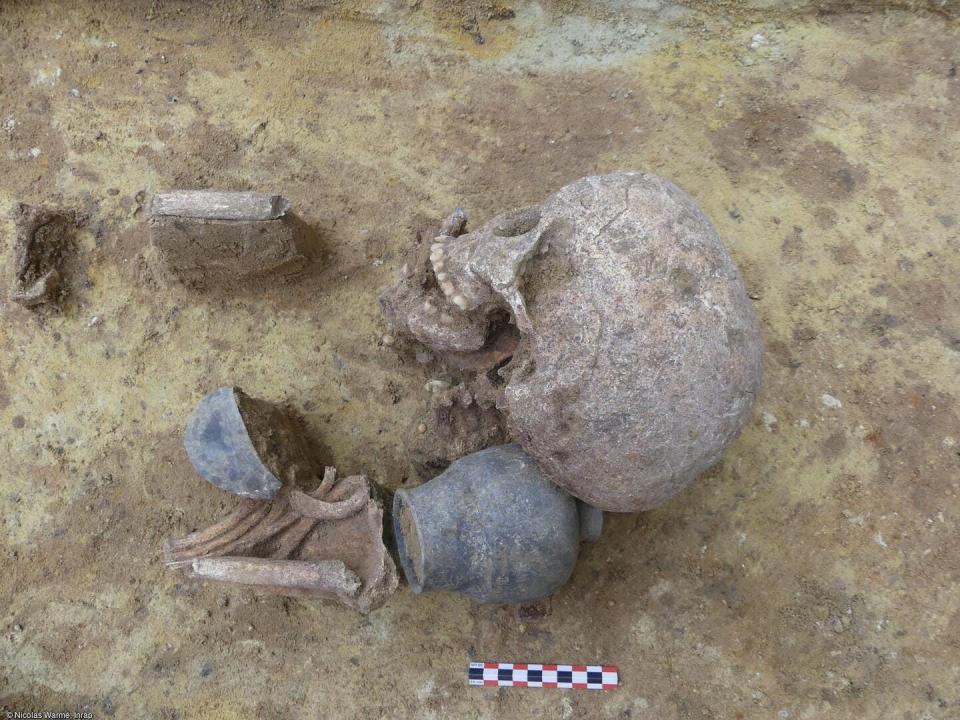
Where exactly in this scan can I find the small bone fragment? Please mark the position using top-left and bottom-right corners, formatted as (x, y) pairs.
(439, 208), (467, 237)
(151, 191), (291, 220)
(287, 477), (369, 520)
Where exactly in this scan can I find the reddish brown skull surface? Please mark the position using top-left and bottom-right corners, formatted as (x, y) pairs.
(381, 172), (763, 512)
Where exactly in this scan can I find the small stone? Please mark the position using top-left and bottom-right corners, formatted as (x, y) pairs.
(381, 334), (394, 346)
(821, 393), (843, 409)
(424, 379), (450, 394)
(417, 423), (427, 434)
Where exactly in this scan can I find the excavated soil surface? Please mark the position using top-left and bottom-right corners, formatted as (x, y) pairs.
(1, 1), (958, 718)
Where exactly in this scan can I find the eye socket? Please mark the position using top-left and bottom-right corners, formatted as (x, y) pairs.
(493, 208), (541, 237)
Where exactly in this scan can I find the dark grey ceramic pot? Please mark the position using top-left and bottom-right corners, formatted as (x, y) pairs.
(393, 444), (602, 604)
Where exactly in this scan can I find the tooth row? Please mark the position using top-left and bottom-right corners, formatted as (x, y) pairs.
(430, 240), (446, 274)
(427, 236), (469, 312)
(437, 274), (469, 311)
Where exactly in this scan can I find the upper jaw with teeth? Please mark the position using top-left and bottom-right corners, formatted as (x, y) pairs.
(430, 236), (486, 312)
(379, 206), (542, 356)
(427, 208), (542, 329)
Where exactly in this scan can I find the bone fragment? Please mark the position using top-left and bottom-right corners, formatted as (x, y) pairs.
(151, 191), (290, 220)
(186, 557), (362, 598)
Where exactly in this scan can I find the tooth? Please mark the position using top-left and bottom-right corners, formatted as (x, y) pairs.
(436, 272), (448, 281)
(441, 281), (454, 296)
(431, 243), (444, 252)
(430, 251), (443, 262)
(433, 259), (445, 271)
(452, 294), (468, 310)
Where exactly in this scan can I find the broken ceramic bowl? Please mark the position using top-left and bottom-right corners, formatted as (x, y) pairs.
(184, 386), (314, 500)
(393, 444), (602, 605)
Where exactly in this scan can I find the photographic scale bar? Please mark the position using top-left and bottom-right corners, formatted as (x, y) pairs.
(468, 662), (619, 690)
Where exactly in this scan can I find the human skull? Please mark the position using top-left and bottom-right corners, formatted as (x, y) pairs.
(381, 172), (763, 512)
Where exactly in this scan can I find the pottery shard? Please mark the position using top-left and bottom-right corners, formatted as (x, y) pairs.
(183, 387), (315, 500)
(9, 203), (72, 307)
(150, 190), (314, 288)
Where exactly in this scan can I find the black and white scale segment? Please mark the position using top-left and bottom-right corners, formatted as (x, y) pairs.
(468, 662), (619, 690)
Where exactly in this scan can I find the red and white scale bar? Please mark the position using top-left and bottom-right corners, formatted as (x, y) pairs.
(468, 662), (619, 690)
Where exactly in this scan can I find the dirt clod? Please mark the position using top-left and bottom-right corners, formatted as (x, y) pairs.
(9, 203), (73, 308)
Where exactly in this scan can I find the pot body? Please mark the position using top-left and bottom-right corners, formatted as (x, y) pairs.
(393, 444), (582, 604)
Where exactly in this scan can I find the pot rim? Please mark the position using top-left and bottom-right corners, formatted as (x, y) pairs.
(392, 489), (426, 594)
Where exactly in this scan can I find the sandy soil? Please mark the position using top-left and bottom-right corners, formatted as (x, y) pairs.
(1, 1), (958, 718)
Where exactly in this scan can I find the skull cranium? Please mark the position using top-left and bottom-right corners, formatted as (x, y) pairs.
(381, 172), (763, 512)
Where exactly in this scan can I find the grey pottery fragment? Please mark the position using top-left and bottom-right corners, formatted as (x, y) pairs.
(381, 172), (764, 512)
(184, 386), (312, 500)
(393, 444), (602, 605)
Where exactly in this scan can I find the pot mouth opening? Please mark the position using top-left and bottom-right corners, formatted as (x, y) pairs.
(393, 491), (425, 592)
